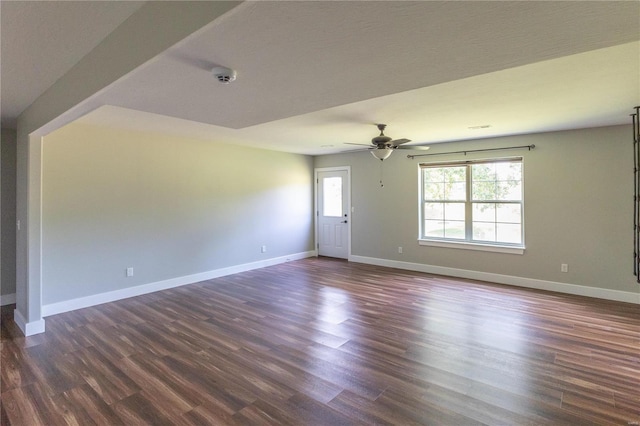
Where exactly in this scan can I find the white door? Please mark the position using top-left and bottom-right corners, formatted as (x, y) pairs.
(317, 169), (349, 259)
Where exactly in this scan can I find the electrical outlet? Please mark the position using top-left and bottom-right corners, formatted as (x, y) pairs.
(398, 246), (403, 254)
(126, 267), (134, 277)
(561, 264), (568, 273)
(261, 245), (267, 253)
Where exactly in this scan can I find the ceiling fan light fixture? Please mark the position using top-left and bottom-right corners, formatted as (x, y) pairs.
(371, 147), (392, 161)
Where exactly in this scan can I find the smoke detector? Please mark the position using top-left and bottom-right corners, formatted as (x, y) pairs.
(211, 66), (237, 84)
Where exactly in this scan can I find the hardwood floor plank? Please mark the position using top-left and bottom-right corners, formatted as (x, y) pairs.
(230, 346), (344, 404)
(111, 391), (179, 425)
(327, 389), (404, 426)
(378, 386), (496, 426)
(279, 392), (355, 425)
(58, 383), (126, 425)
(615, 391), (640, 417)
(2, 257), (639, 425)
(117, 355), (199, 416)
(1, 383), (64, 426)
(1, 342), (38, 393)
(233, 399), (298, 426)
(163, 349), (258, 406)
(69, 346), (140, 405)
(74, 322), (139, 363)
(561, 390), (639, 425)
(25, 349), (85, 397)
(160, 352), (252, 415)
(181, 404), (237, 426)
(268, 343), (389, 401)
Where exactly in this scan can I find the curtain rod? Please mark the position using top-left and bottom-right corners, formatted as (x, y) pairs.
(406, 144), (535, 159)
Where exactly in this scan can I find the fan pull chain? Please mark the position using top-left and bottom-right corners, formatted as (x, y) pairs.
(380, 161), (384, 187)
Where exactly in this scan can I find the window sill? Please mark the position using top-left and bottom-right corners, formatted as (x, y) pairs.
(418, 239), (525, 255)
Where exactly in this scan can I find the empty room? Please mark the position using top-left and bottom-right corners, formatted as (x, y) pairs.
(1, 1), (639, 425)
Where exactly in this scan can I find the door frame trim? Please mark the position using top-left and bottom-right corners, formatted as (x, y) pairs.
(314, 166), (351, 260)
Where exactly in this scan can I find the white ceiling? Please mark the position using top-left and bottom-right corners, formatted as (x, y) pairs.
(2, 1), (639, 155)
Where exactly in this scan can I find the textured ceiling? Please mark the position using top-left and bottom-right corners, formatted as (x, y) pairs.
(80, 42), (639, 155)
(2, 1), (639, 154)
(0, 0), (145, 128)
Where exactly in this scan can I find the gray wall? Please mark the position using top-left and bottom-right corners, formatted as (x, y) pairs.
(26, 121), (640, 308)
(1, 128), (17, 297)
(42, 123), (314, 305)
(315, 124), (637, 294)
(13, 1), (245, 329)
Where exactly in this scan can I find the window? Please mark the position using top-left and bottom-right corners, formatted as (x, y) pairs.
(322, 177), (343, 217)
(420, 158), (524, 252)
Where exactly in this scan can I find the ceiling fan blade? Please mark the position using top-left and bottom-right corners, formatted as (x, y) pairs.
(396, 145), (430, 151)
(344, 142), (374, 147)
(390, 138), (411, 146)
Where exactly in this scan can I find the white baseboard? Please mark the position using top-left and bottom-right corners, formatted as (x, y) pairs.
(349, 255), (640, 304)
(0, 292), (16, 306)
(13, 308), (46, 336)
(42, 251), (316, 317)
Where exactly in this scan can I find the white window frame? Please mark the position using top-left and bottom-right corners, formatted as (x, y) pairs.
(418, 157), (525, 255)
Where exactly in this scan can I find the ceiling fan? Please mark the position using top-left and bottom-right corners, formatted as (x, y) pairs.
(345, 124), (429, 161)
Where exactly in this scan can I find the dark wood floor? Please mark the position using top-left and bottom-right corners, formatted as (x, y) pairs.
(1, 257), (639, 425)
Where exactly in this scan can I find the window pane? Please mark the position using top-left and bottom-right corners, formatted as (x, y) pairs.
(424, 220), (444, 238)
(445, 203), (465, 221)
(444, 167), (466, 183)
(322, 177), (342, 217)
(445, 182), (466, 201)
(496, 162), (521, 181)
(472, 181), (496, 201)
(424, 166), (466, 201)
(444, 221), (465, 239)
(473, 203), (495, 222)
(496, 204), (521, 224)
(424, 203), (444, 220)
(472, 163), (495, 181)
(424, 182), (444, 200)
(497, 181), (522, 201)
(473, 222), (496, 242)
(423, 168), (444, 183)
(497, 223), (522, 244)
